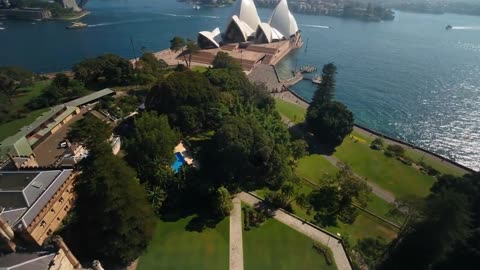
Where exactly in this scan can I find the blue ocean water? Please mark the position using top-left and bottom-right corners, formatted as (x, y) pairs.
(0, 0), (479, 170)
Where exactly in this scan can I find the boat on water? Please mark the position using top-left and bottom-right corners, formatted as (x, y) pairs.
(445, 25), (453, 30)
(300, 65), (317, 73)
(312, 76), (323, 85)
(66, 22), (88, 29)
(193, 4), (201, 10)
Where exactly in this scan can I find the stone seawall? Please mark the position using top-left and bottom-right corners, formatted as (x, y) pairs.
(277, 88), (476, 174)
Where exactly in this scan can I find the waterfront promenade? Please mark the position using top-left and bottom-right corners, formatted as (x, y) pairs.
(272, 90), (473, 176)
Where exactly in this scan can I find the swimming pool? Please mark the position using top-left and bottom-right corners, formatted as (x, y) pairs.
(172, 152), (186, 173)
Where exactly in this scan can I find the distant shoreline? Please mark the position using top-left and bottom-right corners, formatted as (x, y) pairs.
(49, 11), (91, 21)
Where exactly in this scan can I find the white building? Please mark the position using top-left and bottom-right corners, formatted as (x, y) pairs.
(198, 0), (300, 48)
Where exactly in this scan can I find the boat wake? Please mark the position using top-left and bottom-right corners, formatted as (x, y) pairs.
(88, 18), (157, 28)
(452, 26), (480, 30)
(299, 24), (330, 29)
(157, 13), (220, 19)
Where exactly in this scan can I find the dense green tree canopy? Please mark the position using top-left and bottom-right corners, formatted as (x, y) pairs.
(306, 63), (354, 147)
(212, 51), (241, 70)
(213, 187), (233, 218)
(169, 36), (185, 52)
(73, 54), (133, 86)
(201, 112), (292, 189)
(308, 167), (371, 227)
(146, 70), (223, 134)
(379, 172), (480, 270)
(72, 143), (156, 267)
(125, 112), (180, 185)
(67, 114), (113, 149)
(307, 101), (354, 147)
(0, 66), (33, 103)
(28, 73), (87, 109)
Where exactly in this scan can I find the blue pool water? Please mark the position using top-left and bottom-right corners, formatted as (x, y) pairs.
(172, 152), (186, 173)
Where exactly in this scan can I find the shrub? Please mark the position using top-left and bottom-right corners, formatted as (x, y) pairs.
(385, 144), (405, 157)
(312, 242), (334, 265)
(370, 138), (384, 150)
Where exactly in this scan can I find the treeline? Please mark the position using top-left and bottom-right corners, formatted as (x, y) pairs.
(254, 0), (395, 22)
(390, 1), (480, 17)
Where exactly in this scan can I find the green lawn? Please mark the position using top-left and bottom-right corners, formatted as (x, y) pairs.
(254, 184), (398, 247)
(12, 80), (50, 109)
(0, 108), (48, 141)
(137, 216), (229, 270)
(295, 154), (339, 185)
(0, 81), (51, 141)
(243, 217), (337, 270)
(191, 66), (209, 73)
(275, 98), (306, 124)
(334, 135), (435, 198)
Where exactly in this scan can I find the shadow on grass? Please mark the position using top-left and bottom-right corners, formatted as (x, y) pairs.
(185, 215), (224, 232)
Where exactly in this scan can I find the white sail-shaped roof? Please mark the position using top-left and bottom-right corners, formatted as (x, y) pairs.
(256, 23), (284, 43)
(268, 0), (299, 37)
(198, 27), (222, 48)
(225, 15), (255, 42)
(229, 0), (261, 31)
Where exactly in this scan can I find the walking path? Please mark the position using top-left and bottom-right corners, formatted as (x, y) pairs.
(237, 192), (353, 270)
(229, 197), (244, 270)
(322, 155), (396, 204)
(278, 111), (397, 203)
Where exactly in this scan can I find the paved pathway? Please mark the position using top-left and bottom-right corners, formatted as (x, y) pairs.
(322, 155), (396, 204)
(237, 192), (353, 270)
(229, 197), (244, 270)
(279, 114), (397, 204)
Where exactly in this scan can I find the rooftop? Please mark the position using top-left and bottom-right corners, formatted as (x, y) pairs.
(0, 169), (73, 228)
(0, 251), (56, 270)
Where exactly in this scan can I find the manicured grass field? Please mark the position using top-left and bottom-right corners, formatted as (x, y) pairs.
(137, 216), (229, 270)
(295, 154), (339, 185)
(243, 218), (337, 270)
(191, 66), (209, 73)
(334, 136), (435, 198)
(275, 98), (306, 124)
(0, 81), (51, 141)
(0, 108), (48, 141)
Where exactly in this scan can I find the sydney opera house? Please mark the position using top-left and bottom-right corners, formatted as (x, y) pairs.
(190, 0), (302, 70)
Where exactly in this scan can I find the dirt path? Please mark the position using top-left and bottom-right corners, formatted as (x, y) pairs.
(229, 197), (244, 270)
(237, 192), (353, 270)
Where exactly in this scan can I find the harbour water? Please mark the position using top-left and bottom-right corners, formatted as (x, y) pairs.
(0, 0), (479, 170)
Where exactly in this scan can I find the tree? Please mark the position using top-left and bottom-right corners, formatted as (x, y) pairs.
(212, 51), (241, 70)
(170, 36), (185, 52)
(146, 185), (167, 215)
(357, 237), (388, 268)
(306, 63), (354, 147)
(186, 39), (199, 68)
(67, 114), (113, 149)
(28, 73), (87, 109)
(145, 70), (223, 134)
(306, 101), (354, 147)
(135, 52), (168, 84)
(73, 54), (133, 86)
(71, 142), (156, 267)
(311, 63), (337, 105)
(125, 112), (180, 185)
(214, 187), (233, 218)
(308, 167), (371, 227)
(0, 66), (33, 103)
(201, 112), (292, 189)
(378, 190), (471, 270)
(291, 139), (309, 160)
